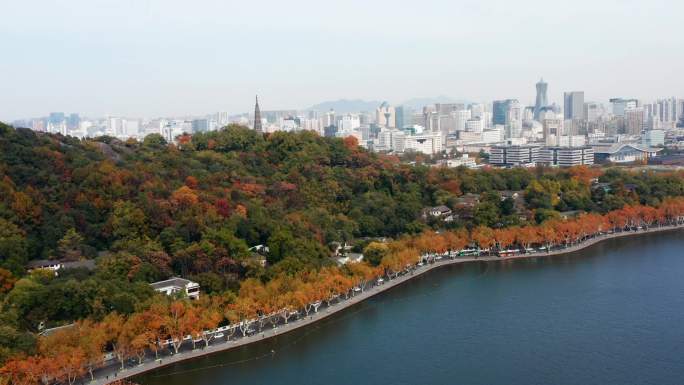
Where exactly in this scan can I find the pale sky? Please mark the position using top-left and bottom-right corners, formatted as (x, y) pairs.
(1, 0), (682, 121)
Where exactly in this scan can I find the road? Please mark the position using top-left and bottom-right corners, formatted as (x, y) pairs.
(86, 224), (683, 385)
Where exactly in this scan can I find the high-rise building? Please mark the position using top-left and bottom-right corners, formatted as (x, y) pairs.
(564, 91), (585, 120)
(400, 131), (443, 155)
(584, 102), (602, 122)
(49, 112), (65, 125)
(339, 114), (360, 131)
(321, 109), (336, 129)
(656, 97), (678, 123)
(254, 95), (263, 133)
(454, 109), (471, 131)
(67, 113), (81, 130)
(465, 118), (484, 133)
(395, 105), (413, 129)
(435, 103), (464, 115)
(505, 100), (522, 138)
(492, 100), (509, 126)
(610, 98), (638, 117)
(523, 106), (535, 121)
(492, 99), (521, 137)
(376, 102), (395, 128)
(624, 107), (645, 135)
(543, 119), (563, 146)
(192, 119), (209, 133)
(534, 78), (548, 121)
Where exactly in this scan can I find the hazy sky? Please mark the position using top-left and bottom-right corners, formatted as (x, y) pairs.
(1, 0), (682, 121)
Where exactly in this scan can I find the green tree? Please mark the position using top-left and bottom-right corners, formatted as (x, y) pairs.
(362, 242), (389, 266)
(0, 219), (28, 274)
(524, 179), (561, 209)
(57, 229), (85, 261)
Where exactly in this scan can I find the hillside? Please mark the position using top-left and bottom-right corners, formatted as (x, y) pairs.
(2, 122), (684, 365)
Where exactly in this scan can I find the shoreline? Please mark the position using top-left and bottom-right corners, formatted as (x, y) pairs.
(91, 224), (683, 385)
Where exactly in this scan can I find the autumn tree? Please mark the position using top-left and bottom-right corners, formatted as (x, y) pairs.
(347, 262), (377, 292)
(471, 226), (495, 254)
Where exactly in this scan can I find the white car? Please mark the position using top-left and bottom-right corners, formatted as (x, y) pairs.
(214, 332), (224, 339)
(376, 278), (385, 284)
(353, 286), (361, 292)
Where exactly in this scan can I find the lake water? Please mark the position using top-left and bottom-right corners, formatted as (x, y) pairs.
(136, 229), (684, 385)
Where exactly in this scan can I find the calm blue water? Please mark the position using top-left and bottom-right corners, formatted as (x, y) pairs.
(136, 230), (684, 385)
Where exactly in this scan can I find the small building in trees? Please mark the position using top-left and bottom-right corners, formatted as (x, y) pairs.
(422, 205), (454, 222)
(335, 252), (364, 265)
(150, 277), (200, 300)
(26, 259), (96, 276)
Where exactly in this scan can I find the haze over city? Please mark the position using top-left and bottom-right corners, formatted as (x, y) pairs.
(2, 0), (684, 121)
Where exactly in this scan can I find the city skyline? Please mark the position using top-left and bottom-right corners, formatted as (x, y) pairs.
(2, 0), (684, 121)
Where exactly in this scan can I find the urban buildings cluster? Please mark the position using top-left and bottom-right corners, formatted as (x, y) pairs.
(9, 79), (684, 168)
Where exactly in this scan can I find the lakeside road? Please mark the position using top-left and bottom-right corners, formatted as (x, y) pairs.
(89, 224), (684, 385)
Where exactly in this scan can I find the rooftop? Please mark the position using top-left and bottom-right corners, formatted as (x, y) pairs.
(592, 143), (663, 154)
(150, 277), (196, 290)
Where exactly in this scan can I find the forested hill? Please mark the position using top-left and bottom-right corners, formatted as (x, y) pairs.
(3, 122), (684, 284)
(0, 122), (475, 279)
(3, 122), (684, 364)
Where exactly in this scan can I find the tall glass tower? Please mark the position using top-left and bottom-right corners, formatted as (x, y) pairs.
(534, 78), (548, 121)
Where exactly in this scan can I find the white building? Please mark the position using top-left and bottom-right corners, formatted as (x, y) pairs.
(465, 117), (484, 133)
(489, 145), (541, 167)
(443, 154), (478, 168)
(454, 109), (471, 132)
(505, 100), (523, 138)
(401, 130), (443, 155)
(339, 114), (361, 131)
(336, 129), (363, 143)
(300, 118), (321, 134)
(376, 102), (395, 128)
(539, 147), (594, 167)
(150, 277), (200, 300)
(482, 127), (505, 144)
(593, 143), (662, 163)
(123, 119), (140, 138)
(376, 128), (405, 152)
(643, 130), (665, 147)
(543, 119), (564, 146)
(558, 135), (587, 147)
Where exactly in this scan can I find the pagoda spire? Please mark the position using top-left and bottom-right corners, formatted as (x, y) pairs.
(254, 95), (263, 133)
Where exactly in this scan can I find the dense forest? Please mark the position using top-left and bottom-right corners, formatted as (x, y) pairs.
(2, 121), (684, 381)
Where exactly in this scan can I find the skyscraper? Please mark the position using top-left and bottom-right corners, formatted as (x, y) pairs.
(49, 112), (65, 125)
(534, 78), (548, 121)
(395, 105), (413, 129)
(376, 102), (395, 128)
(564, 91), (585, 120)
(254, 95), (262, 133)
(67, 113), (81, 130)
(492, 99), (519, 127)
(492, 100), (509, 126)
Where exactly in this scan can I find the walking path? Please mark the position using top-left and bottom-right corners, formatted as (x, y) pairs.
(88, 224), (683, 385)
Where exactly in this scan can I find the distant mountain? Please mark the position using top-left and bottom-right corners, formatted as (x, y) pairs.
(307, 99), (383, 113)
(307, 96), (472, 114)
(400, 96), (471, 110)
